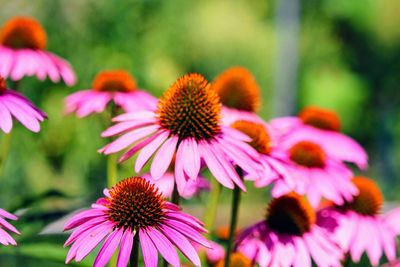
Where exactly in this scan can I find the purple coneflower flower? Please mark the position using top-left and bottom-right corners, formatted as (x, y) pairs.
(236, 193), (343, 267)
(318, 176), (400, 266)
(212, 66), (262, 125)
(100, 73), (262, 195)
(64, 177), (210, 267)
(0, 17), (76, 86)
(230, 119), (295, 189)
(271, 106), (368, 169)
(0, 77), (47, 133)
(65, 70), (157, 118)
(269, 138), (358, 207)
(0, 207), (20, 246)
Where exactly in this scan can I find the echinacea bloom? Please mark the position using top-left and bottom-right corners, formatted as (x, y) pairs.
(212, 67), (262, 125)
(231, 120), (294, 190)
(65, 70), (157, 118)
(271, 106), (368, 169)
(269, 137), (357, 207)
(0, 17), (76, 85)
(0, 207), (20, 246)
(318, 176), (400, 266)
(236, 193), (343, 267)
(0, 77), (47, 133)
(100, 73), (262, 195)
(142, 172), (210, 199)
(64, 177), (210, 267)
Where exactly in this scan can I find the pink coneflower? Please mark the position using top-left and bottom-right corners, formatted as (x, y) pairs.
(230, 120), (294, 190)
(269, 138), (357, 207)
(0, 207), (20, 246)
(271, 106), (368, 169)
(64, 177), (210, 267)
(0, 17), (76, 85)
(65, 70), (157, 118)
(100, 73), (262, 195)
(142, 172), (210, 199)
(318, 176), (400, 266)
(236, 193), (343, 267)
(212, 67), (262, 125)
(0, 77), (47, 133)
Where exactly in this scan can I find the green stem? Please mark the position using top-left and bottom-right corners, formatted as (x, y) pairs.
(129, 233), (140, 267)
(224, 172), (242, 267)
(0, 132), (13, 177)
(107, 152), (118, 188)
(203, 178), (222, 235)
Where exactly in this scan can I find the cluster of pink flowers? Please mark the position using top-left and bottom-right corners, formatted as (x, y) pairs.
(0, 15), (399, 267)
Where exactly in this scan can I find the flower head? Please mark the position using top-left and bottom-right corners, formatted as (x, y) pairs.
(271, 105), (368, 169)
(318, 176), (400, 266)
(0, 17), (47, 50)
(65, 70), (157, 117)
(0, 16), (76, 85)
(269, 136), (357, 207)
(0, 208), (20, 246)
(100, 73), (262, 195)
(157, 73), (221, 140)
(213, 67), (260, 113)
(236, 193), (342, 267)
(0, 77), (47, 133)
(231, 119), (294, 189)
(64, 177), (210, 267)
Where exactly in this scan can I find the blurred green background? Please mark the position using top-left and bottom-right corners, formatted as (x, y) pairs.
(0, 0), (400, 266)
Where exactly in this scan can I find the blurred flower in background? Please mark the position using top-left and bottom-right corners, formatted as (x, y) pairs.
(0, 16), (76, 85)
(65, 70), (157, 118)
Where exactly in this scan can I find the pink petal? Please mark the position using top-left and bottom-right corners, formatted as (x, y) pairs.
(94, 228), (123, 267)
(135, 131), (169, 173)
(139, 230), (158, 267)
(151, 136), (178, 180)
(160, 224), (200, 266)
(146, 228), (180, 267)
(116, 229), (134, 267)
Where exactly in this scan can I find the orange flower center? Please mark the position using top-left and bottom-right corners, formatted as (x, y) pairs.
(106, 177), (165, 230)
(212, 67), (261, 112)
(92, 70), (137, 92)
(299, 106), (341, 131)
(156, 73), (221, 141)
(215, 252), (252, 267)
(289, 141), (326, 168)
(343, 176), (383, 216)
(266, 193), (316, 236)
(0, 77), (6, 93)
(231, 120), (272, 155)
(0, 17), (47, 49)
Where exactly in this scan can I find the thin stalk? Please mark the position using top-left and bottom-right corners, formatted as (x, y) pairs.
(106, 105), (119, 188)
(0, 133), (12, 177)
(129, 233), (140, 267)
(107, 153), (118, 188)
(203, 178), (222, 235)
(224, 170), (243, 267)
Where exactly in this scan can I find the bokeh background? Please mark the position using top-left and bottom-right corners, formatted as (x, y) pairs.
(0, 0), (400, 266)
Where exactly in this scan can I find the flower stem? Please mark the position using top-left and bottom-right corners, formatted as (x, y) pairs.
(171, 183), (180, 205)
(130, 233), (140, 267)
(107, 152), (118, 188)
(203, 178), (222, 234)
(224, 170), (242, 267)
(0, 132), (12, 177)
